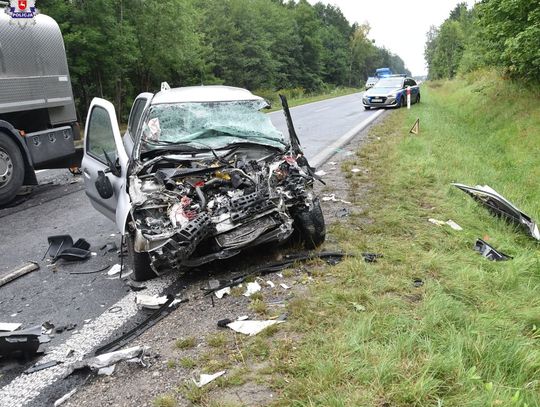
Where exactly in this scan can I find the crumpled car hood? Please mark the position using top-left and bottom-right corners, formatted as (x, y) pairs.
(127, 147), (317, 273)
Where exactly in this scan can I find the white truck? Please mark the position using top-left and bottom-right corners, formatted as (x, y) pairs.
(0, 11), (80, 205)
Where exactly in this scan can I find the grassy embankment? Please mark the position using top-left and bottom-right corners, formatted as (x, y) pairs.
(271, 70), (540, 406)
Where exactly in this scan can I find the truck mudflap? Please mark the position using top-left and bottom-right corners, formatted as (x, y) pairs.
(25, 126), (75, 168)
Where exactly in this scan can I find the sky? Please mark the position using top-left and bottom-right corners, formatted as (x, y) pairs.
(307, 0), (476, 76)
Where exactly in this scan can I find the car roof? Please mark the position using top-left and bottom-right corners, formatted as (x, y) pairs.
(151, 85), (264, 105)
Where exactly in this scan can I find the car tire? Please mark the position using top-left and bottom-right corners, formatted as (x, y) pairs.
(0, 135), (25, 207)
(416, 94), (421, 104)
(126, 232), (155, 281)
(294, 197), (326, 249)
(400, 94), (407, 108)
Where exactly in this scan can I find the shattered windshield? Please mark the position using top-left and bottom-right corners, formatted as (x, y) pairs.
(139, 100), (287, 151)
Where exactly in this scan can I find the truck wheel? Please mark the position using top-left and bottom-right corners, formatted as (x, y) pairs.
(0, 136), (25, 206)
(126, 233), (155, 281)
(294, 197), (326, 249)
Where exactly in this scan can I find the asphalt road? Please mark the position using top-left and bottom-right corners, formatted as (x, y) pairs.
(0, 91), (378, 406)
(269, 92), (370, 160)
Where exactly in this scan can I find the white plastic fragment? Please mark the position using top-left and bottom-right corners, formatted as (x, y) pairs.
(277, 273), (283, 278)
(215, 287), (231, 299)
(428, 218), (463, 231)
(243, 282), (262, 297)
(314, 170), (326, 176)
(53, 388), (77, 407)
(97, 364), (116, 376)
(266, 280), (275, 288)
(445, 220), (463, 231)
(107, 264), (122, 276)
(280, 283), (291, 290)
(322, 194), (351, 205)
(193, 370), (226, 387)
(0, 323), (22, 332)
(328, 161), (337, 166)
(237, 315), (249, 321)
(74, 346), (146, 371)
(351, 168), (361, 173)
(226, 320), (284, 336)
(135, 294), (168, 309)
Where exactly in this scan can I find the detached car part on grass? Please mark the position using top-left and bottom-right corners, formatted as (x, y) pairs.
(453, 183), (540, 240)
(81, 85), (325, 281)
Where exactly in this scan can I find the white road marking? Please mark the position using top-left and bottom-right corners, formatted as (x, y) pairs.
(310, 109), (385, 168)
(0, 275), (176, 407)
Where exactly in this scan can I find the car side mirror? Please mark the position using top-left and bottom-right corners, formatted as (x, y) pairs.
(103, 149), (121, 177)
(95, 170), (114, 199)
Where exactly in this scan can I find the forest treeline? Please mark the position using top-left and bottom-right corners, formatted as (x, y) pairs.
(425, 0), (540, 82)
(39, 0), (409, 120)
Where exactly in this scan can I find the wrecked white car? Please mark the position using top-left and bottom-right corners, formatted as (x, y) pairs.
(81, 85), (325, 281)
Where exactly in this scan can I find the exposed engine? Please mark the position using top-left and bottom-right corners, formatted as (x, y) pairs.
(128, 149), (316, 272)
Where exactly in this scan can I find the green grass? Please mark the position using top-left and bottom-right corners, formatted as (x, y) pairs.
(272, 69), (540, 406)
(175, 337), (196, 350)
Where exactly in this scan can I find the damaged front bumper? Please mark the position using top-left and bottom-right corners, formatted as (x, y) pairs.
(128, 151), (316, 272)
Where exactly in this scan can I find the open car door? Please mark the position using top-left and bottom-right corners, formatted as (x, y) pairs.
(81, 98), (131, 234)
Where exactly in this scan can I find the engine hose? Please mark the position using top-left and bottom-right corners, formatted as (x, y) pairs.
(195, 186), (207, 210)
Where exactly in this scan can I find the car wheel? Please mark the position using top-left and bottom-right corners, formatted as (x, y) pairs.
(126, 232), (155, 281)
(294, 197), (326, 249)
(416, 94), (421, 104)
(400, 94), (407, 108)
(0, 135), (25, 206)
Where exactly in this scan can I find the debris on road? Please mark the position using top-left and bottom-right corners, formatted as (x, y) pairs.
(453, 183), (540, 240)
(44, 235), (92, 262)
(474, 239), (511, 261)
(314, 170), (326, 176)
(266, 280), (275, 288)
(0, 325), (49, 357)
(413, 278), (424, 288)
(322, 194), (351, 204)
(351, 302), (366, 312)
(428, 218), (463, 231)
(243, 282), (262, 297)
(97, 364), (116, 376)
(336, 207), (350, 218)
(215, 287), (231, 299)
(53, 388), (77, 407)
(24, 360), (62, 374)
(193, 370), (226, 387)
(126, 280), (147, 291)
(226, 320), (284, 336)
(107, 264), (122, 276)
(0, 262), (39, 288)
(351, 168), (361, 173)
(95, 296), (179, 355)
(0, 322), (22, 332)
(69, 265), (109, 275)
(204, 251), (350, 296)
(280, 283), (291, 290)
(361, 253), (383, 263)
(71, 346), (147, 374)
(135, 294), (169, 309)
